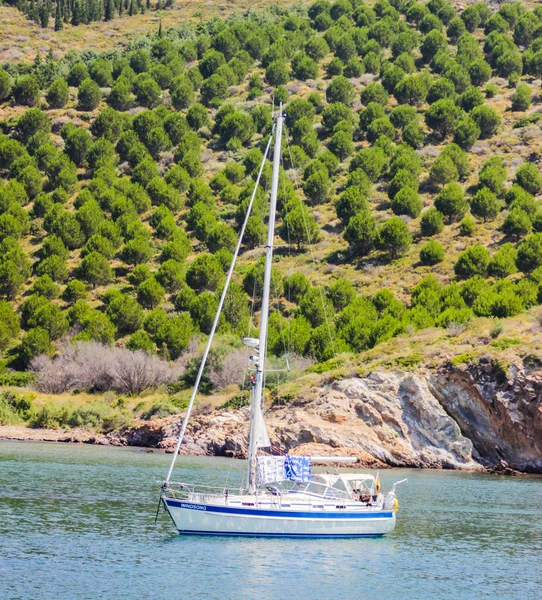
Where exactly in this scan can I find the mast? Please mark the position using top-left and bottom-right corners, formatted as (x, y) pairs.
(247, 104), (284, 494)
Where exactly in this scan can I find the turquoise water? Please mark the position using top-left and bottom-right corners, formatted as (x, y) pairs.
(0, 441), (541, 600)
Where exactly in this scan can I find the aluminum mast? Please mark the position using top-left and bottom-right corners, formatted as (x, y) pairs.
(246, 104), (284, 494)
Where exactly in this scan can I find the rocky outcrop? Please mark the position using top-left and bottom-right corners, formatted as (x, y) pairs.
(430, 360), (542, 473)
(152, 365), (542, 473)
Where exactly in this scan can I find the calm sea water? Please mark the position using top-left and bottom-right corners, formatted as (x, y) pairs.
(0, 441), (541, 600)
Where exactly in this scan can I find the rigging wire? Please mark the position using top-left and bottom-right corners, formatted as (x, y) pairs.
(164, 126), (276, 484)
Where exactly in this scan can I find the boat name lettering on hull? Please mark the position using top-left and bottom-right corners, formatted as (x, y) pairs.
(180, 503), (207, 511)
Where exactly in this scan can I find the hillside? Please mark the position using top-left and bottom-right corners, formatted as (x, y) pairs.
(0, 0), (542, 439)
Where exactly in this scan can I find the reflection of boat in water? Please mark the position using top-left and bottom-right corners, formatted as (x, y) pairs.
(159, 105), (406, 537)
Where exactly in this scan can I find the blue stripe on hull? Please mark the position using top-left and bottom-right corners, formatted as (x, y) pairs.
(177, 529), (385, 538)
(165, 498), (393, 520)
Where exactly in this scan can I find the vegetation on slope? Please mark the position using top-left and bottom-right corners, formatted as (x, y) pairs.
(0, 0), (542, 424)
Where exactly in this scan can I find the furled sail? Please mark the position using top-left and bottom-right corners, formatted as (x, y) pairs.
(253, 401), (271, 449)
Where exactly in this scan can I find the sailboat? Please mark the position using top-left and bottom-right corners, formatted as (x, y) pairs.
(159, 105), (406, 537)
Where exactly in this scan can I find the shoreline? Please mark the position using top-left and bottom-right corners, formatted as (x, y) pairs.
(0, 425), (526, 476)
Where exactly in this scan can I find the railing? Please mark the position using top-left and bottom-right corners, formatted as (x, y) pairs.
(162, 481), (245, 500)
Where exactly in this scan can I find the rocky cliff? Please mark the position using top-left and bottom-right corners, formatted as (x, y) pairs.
(126, 362), (541, 473)
(3, 363), (539, 473)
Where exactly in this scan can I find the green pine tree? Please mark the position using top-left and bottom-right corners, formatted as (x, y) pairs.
(104, 0), (114, 20)
(54, 0), (63, 29)
(75, 0), (83, 24)
(38, 0), (50, 27)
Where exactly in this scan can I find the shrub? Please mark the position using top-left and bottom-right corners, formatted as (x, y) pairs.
(137, 277), (164, 309)
(378, 217), (412, 259)
(186, 254), (224, 291)
(336, 186), (368, 225)
(20, 327), (53, 365)
(0, 300), (20, 351)
(78, 252), (114, 287)
(488, 244), (517, 278)
(394, 75), (428, 106)
(31, 275), (59, 299)
(514, 163), (542, 196)
(78, 78), (101, 111)
(46, 78), (69, 108)
(303, 168), (331, 205)
(280, 201), (320, 250)
(420, 240), (445, 265)
(200, 74), (228, 106)
(63, 279), (88, 303)
(470, 188), (501, 222)
(326, 76), (355, 105)
(0, 69), (12, 101)
(459, 216), (476, 236)
(503, 208), (532, 239)
(471, 105), (501, 138)
(391, 188), (423, 218)
(511, 83), (531, 112)
(155, 314), (194, 359)
(420, 208), (444, 237)
(13, 75), (40, 107)
(454, 245), (490, 278)
(265, 60), (290, 86)
(430, 154), (459, 186)
(31, 341), (176, 394)
(425, 99), (462, 137)
(516, 233), (542, 272)
(350, 146), (387, 181)
(18, 108), (51, 143)
(360, 83), (389, 107)
(126, 330), (155, 354)
(454, 116), (480, 148)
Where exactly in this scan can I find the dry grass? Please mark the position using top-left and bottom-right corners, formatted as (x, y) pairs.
(0, 0), (304, 63)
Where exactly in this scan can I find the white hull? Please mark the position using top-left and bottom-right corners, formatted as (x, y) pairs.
(163, 498), (396, 538)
